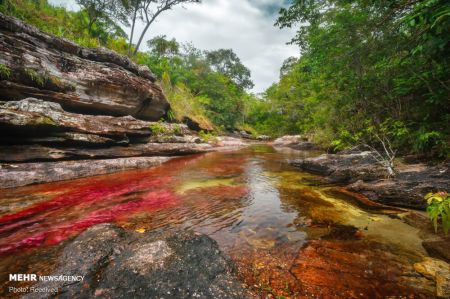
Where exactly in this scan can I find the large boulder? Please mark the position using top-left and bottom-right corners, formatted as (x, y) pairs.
(23, 224), (251, 299)
(0, 13), (169, 120)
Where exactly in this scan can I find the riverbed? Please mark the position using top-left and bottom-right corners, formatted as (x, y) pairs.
(0, 145), (436, 298)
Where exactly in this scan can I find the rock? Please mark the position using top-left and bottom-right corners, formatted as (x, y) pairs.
(273, 135), (317, 150)
(0, 143), (212, 163)
(215, 136), (248, 147)
(0, 98), (190, 143)
(414, 257), (450, 298)
(0, 13), (168, 120)
(24, 224), (251, 299)
(0, 157), (173, 188)
(256, 135), (270, 141)
(414, 257), (450, 280)
(290, 152), (450, 210)
(290, 151), (384, 182)
(273, 135), (305, 146)
(182, 116), (214, 132)
(437, 271), (450, 298)
(423, 240), (450, 263)
(290, 239), (435, 298)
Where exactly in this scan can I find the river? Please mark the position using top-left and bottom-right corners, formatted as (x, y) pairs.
(0, 145), (435, 298)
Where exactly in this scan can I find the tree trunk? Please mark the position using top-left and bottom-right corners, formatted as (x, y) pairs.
(127, 4), (138, 57)
(132, 9), (164, 56)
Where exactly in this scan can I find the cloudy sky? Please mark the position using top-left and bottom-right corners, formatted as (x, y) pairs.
(49, 0), (299, 93)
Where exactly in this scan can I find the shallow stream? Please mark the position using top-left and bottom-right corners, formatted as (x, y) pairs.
(0, 145), (436, 298)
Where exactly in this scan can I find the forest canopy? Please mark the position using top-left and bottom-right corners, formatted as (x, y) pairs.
(0, 0), (448, 157)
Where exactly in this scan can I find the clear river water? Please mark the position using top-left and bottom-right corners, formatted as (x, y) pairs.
(0, 145), (436, 298)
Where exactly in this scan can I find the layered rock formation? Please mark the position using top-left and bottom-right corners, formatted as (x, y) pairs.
(0, 14), (212, 188)
(0, 13), (168, 120)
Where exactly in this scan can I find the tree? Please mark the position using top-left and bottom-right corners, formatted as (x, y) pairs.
(76, 0), (129, 34)
(127, 0), (200, 57)
(205, 49), (254, 90)
(147, 35), (180, 57)
(279, 56), (298, 78)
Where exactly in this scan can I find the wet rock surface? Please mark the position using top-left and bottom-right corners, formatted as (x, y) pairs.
(0, 13), (168, 120)
(0, 157), (173, 188)
(23, 224), (250, 299)
(290, 152), (450, 210)
(291, 239), (435, 298)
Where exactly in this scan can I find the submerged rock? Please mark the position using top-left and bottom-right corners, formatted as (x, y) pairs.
(414, 257), (450, 298)
(23, 224), (251, 299)
(291, 239), (435, 298)
(0, 13), (168, 120)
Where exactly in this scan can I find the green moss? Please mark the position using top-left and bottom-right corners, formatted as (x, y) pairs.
(150, 121), (184, 136)
(149, 121), (168, 136)
(0, 64), (11, 79)
(24, 68), (45, 87)
(172, 124), (182, 135)
(33, 116), (56, 126)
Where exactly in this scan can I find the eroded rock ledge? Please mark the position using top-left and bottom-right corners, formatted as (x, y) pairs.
(23, 224), (251, 299)
(0, 98), (213, 188)
(0, 13), (168, 120)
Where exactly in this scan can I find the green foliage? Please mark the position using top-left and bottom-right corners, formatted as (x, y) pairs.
(24, 68), (45, 87)
(425, 192), (450, 234)
(161, 72), (214, 131)
(244, 0), (449, 156)
(198, 130), (217, 143)
(149, 120), (168, 136)
(0, 64), (11, 79)
(205, 49), (254, 90)
(1, 0), (255, 133)
(1, 0), (126, 48)
(172, 124), (182, 136)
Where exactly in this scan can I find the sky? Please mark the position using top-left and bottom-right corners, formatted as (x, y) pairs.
(49, 0), (299, 93)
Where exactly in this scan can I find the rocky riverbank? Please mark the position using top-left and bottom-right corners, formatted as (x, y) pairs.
(289, 151), (450, 210)
(22, 224), (251, 299)
(0, 14), (244, 189)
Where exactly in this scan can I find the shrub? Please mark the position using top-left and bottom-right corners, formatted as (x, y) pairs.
(425, 192), (450, 234)
(199, 130), (217, 143)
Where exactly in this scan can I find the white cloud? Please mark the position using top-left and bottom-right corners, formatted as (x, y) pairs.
(49, 0), (299, 93)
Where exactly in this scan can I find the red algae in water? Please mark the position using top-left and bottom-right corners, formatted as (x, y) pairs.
(0, 190), (179, 255)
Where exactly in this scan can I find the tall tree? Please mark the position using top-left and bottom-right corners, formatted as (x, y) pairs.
(147, 35), (180, 57)
(205, 49), (254, 90)
(76, 0), (129, 34)
(127, 0), (200, 57)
